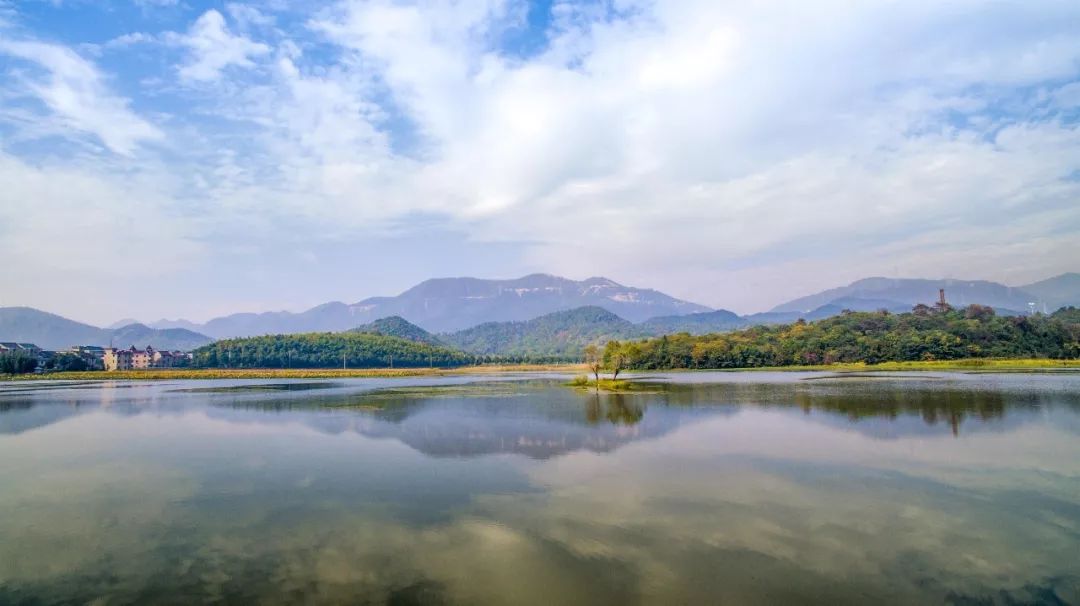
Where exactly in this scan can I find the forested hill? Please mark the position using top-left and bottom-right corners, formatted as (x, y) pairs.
(442, 306), (760, 358)
(348, 316), (445, 346)
(605, 305), (1080, 370)
(638, 309), (747, 334)
(443, 306), (638, 358)
(191, 332), (472, 368)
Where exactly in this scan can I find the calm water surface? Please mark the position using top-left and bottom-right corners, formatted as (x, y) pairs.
(1, 372), (1078, 605)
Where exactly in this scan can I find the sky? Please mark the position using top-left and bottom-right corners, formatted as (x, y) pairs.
(1, 0), (1079, 326)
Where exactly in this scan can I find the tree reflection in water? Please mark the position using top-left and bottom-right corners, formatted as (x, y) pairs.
(584, 393), (646, 426)
(791, 389), (1006, 436)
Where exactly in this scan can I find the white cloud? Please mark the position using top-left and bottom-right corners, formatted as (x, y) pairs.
(226, 3), (275, 31)
(2, 0), (1080, 319)
(296, 0), (1080, 310)
(173, 9), (270, 83)
(0, 150), (204, 324)
(103, 31), (158, 50)
(1052, 82), (1080, 108)
(0, 40), (162, 155)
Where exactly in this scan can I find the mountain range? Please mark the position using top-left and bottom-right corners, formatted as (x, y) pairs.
(0, 307), (214, 351)
(151, 273), (1078, 340)
(4, 273), (1077, 352)
(769, 276), (1074, 315)
(149, 274), (712, 338)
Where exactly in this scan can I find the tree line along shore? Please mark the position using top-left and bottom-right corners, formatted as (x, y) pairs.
(599, 304), (1080, 371)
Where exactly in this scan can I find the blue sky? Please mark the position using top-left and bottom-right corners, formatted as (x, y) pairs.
(1, 0), (1079, 325)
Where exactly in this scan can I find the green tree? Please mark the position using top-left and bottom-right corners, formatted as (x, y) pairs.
(603, 340), (627, 381)
(0, 351), (38, 374)
(48, 353), (90, 372)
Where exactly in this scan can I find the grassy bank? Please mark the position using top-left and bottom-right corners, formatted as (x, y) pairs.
(818, 358), (1080, 371)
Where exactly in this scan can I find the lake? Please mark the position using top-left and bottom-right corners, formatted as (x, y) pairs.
(1, 372), (1078, 605)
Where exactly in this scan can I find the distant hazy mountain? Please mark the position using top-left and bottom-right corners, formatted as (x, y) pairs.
(770, 277), (1044, 315)
(348, 316), (445, 346)
(815, 296), (914, 314)
(740, 311), (802, 326)
(444, 306), (639, 357)
(745, 297), (914, 325)
(191, 302), (362, 339)
(106, 318), (141, 329)
(360, 274), (710, 330)
(0, 307), (213, 350)
(1019, 273), (1080, 312)
(0, 307), (105, 350)
(149, 318), (205, 332)
(156, 274), (712, 337)
(109, 324), (214, 351)
(638, 309), (747, 335)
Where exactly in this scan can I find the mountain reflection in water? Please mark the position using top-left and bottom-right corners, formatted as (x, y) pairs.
(2, 375), (1077, 455)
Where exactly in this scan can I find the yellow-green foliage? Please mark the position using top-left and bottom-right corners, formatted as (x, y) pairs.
(567, 375), (591, 387)
(596, 379), (634, 391)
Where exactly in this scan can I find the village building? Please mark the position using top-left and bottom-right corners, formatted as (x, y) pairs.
(103, 346), (188, 371)
(132, 347), (152, 369)
(152, 349), (174, 366)
(103, 347), (133, 371)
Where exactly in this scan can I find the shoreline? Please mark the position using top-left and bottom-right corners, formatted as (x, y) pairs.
(3, 358), (1079, 381)
(0, 364), (584, 381)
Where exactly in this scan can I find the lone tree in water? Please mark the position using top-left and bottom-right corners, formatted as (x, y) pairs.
(584, 344), (602, 386)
